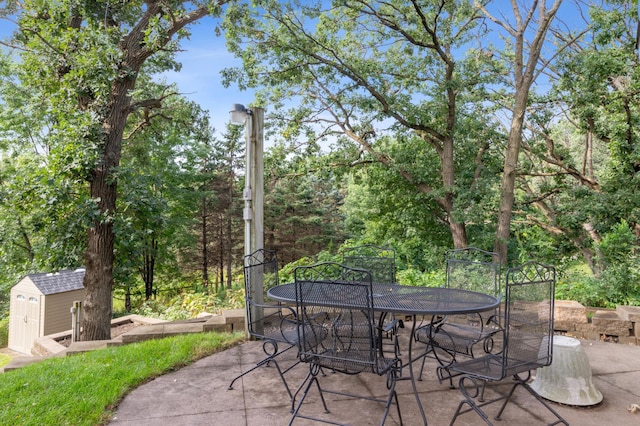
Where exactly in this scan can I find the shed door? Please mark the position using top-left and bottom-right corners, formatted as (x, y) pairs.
(11, 292), (41, 354)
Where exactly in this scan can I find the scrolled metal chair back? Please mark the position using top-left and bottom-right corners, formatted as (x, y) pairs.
(342, 245), (396, 284)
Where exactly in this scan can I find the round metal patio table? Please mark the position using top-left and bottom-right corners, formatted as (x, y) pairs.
(268, 283), (501, 425)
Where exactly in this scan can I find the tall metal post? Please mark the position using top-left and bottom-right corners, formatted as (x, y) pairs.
(250, 107), (264, 262)
(237, 106), (265, 335)
(243, 110), (253, 258)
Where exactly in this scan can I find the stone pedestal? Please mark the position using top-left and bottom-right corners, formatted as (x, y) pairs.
(530, 336), (603, 406)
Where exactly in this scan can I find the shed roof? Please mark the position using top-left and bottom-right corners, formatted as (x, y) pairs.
(27, 268), (85, 295)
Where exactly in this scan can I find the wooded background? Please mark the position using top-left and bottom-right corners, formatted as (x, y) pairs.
(0, 1), (638, 339)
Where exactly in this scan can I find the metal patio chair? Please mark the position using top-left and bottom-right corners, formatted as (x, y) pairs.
(289, 262), (404, 425)
(227, 249), (300, 401)
(342, 245), (402, 357)
(342, 245), (396, 284)
(414, 247), (501, 385)
(448, 261), (568, 426)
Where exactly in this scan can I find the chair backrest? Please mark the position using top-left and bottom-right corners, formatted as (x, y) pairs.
(502, 262), (555, 376)
(243, 249), (280, 337)
(294, 262), (382, 373)
(445, 247), (500, 297)
(342, 245), (396, 284)
(244, 248), (279, 300)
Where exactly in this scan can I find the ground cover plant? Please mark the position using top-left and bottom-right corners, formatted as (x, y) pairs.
(0, 332), (244, 426)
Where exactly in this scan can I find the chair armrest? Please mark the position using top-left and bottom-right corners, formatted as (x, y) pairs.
(381, 317), (403, 333)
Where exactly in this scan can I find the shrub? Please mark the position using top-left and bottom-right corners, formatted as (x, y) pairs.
(396, 268), (444, 287)
(0, 318), (8, 348)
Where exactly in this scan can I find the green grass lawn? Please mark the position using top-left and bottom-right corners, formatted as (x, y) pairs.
(0, 353), (10, 368)
(0, 332), (244, 426)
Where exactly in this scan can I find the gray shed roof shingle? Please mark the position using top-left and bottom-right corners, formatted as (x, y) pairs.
(28, 268), (85, 295)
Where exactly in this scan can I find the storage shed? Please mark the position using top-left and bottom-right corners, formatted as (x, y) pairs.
(8, 268), (85, 354)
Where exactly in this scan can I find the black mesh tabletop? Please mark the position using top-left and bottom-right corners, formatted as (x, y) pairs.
(268, 283), (500, 316)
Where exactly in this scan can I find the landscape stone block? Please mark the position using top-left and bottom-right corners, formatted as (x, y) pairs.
(592, 310), (632, 336)
(32, 336), (67, 357)
(203, 315), (232, 332)
(220, 309), (245, 332)
(616, 305), (640, 322)
(554, 300), (588, 323)
(553, 321), (576, 332)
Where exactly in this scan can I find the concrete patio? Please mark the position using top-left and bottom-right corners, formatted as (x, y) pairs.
(109, 325), (640, 426)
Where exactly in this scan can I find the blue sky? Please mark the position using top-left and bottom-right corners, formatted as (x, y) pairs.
(158, 16), (253, 134)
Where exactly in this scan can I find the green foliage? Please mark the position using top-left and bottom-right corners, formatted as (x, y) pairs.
(396, 268), (444, 287)
(222, 0), (503, 261)
(264, 145), (348, 264)
(0, 273), (16, 320)
(2, 0), (640, 320)
(595, 263), (640, 307)
(0, 0), (218, 337)
(0, 332), (243, 425)
(278, 252), (341, 285)
(126, 287), (246, 321)
(597, 220), (637, 266)
(556, 267), (607, 308)
(115, 97), (214, 296)
(0, 317), (8, 348)
(557, 255), (640, 308)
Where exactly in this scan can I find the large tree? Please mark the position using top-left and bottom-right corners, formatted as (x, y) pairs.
(512, 1), (640, 277)
(1, 0), (224, 340)
(474, 0), (563, 263)
(222, 0), (503, 250)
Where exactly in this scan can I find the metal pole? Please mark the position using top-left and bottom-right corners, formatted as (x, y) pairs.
(70, 300), (82, 342)
(251, 107), (264, 261)
(243, 112), (253, 258)
(251, 109), (265, 335)
(244, 107), (265, 333)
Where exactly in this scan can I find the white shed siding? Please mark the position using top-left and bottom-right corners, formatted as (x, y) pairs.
(10, 277), (38, 295)
(8, 279), (42, 354)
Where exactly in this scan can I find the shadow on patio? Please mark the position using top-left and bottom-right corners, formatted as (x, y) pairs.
(109, 323), (640, 426)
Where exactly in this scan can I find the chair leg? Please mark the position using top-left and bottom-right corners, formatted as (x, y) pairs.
(228, 341), (297, 402)
(290, 365), (404, 425)
(417, 342), (431, 381)
(436, 365), (456, 388)
(380, 369), (401, 426)
(521, 383), (569, 426)
(451, 375), (569, 426)
(449, 399), (494, 426)
(494, 380), (569, 426)
(290, 366), (320, 413)
(288, 367), (330, 426)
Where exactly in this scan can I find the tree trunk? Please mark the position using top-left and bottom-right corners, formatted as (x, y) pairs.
(125, 287), (132, 312)
(494, 119), (523, 263)
(441, 127), (468, 248)
(142, 238), (156, 299)
(479, 0), (561, 265)
(201, 196), (209, 290)
(79, 2), (212, 341)
(226, 214), (233, 289)
(82, 71), (137, 340)
(219, 224), (225, 290)
(83, 168), (118, 340)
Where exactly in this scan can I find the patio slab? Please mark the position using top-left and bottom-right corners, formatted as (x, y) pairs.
(109, 329), (640, 426)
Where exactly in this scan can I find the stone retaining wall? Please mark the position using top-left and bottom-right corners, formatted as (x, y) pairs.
(554, 301), (640, 345)
(208, 304), (640, 345)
